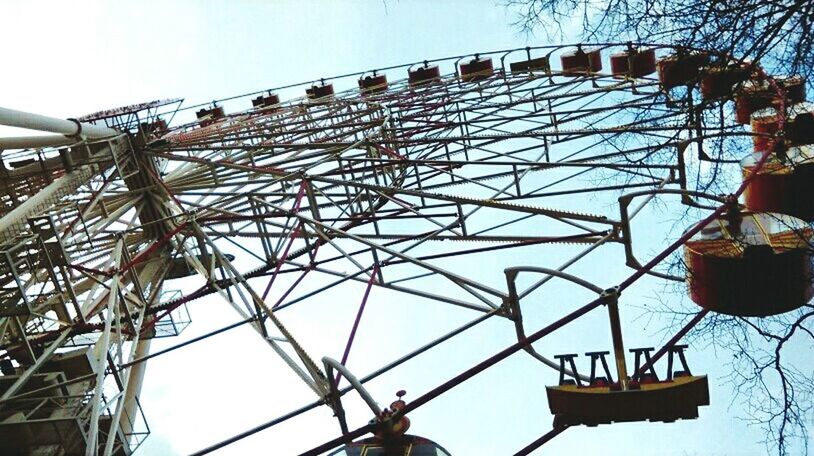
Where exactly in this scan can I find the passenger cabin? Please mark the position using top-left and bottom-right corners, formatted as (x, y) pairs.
(359, 74), (388, 95)
(735, 80), (776, 124)
(408, 64), (441, 86)
(559, 47), (602, 76)
(778, 75), (806, 104)
(700, 62), (757, 100)
(459, 56), (494, 82)
(196, 106), (225, 127)
(610, 47), (656, 79)
(306, 83), (334, 100)
(750, 107), (781, 152)
(656, 52), (709, 89)
(741, 146), (814, 221)
(329, 435), (452, 456)
(252, 93), (281, 109)
(737, 76), (807, 125)
(684, 211), (814, 316)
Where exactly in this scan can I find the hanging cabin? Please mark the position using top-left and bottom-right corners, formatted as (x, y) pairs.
(741, 146), (814, 221)
(358, 74), (388, 95)
(306, 82), (335, 100)
(656, 52), (709, 89)
(610, 47), (656, 79)
(559, 47), (602, 76)
(684, 211), (814, 317)
(459, 56), (494, 82)
(408, 64), (441, 86)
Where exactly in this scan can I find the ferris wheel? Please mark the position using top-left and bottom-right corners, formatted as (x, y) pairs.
(0, 41), (811, 455)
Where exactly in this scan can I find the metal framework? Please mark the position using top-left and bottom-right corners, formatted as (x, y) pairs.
(0, 43), (772, 455)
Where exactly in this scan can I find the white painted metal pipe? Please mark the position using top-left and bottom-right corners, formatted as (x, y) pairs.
(0, 134), (77, 150)
(0, 106), (118, 138)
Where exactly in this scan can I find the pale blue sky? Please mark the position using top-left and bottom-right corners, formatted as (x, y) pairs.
(2, 1), (804, 455)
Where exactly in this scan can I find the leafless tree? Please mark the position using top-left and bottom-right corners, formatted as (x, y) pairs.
(503, 0), (814, 454)
(504, 0), (814, 80)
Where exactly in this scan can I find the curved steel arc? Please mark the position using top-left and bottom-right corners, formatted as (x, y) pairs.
(505, 267), (603, 382)
(322, 357), (383, 435)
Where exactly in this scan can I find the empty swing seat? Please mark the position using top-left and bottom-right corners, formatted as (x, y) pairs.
(546, 348), (709, 428)
(546, 375), (710, 427)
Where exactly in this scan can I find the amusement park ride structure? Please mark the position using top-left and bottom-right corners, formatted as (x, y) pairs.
(0, 42), (811, 455)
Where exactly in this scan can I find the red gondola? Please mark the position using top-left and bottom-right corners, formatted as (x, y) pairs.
(560, 47), (602, 76)
(750, 108), (781, 152)
(700, 63), (755, 100)
(252, 93), (280, 108)
(741, 146), (814, 221)
(657, 52), (709, 89)
(684, 211), (814, 316)
(735, 80), (776, 125)
(408, 64), (441, 86)
(306, 82), (335, 99)
(195, 106), (225, 127)
(459, 56), (494, 82)
(359, 74), (388, 95)
(610, 47), (657, 79)
(140, 118), (168, 138)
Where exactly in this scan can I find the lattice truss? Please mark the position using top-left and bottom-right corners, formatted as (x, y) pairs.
(0, 44), (739, 455)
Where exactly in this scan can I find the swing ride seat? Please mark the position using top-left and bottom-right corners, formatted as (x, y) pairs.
(546, 375), (709, 428)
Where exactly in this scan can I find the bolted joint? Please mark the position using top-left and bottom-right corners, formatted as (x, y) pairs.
(600, 286), (620, 304)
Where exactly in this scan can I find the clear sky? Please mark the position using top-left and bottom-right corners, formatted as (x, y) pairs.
(2, 1), (804, 455)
